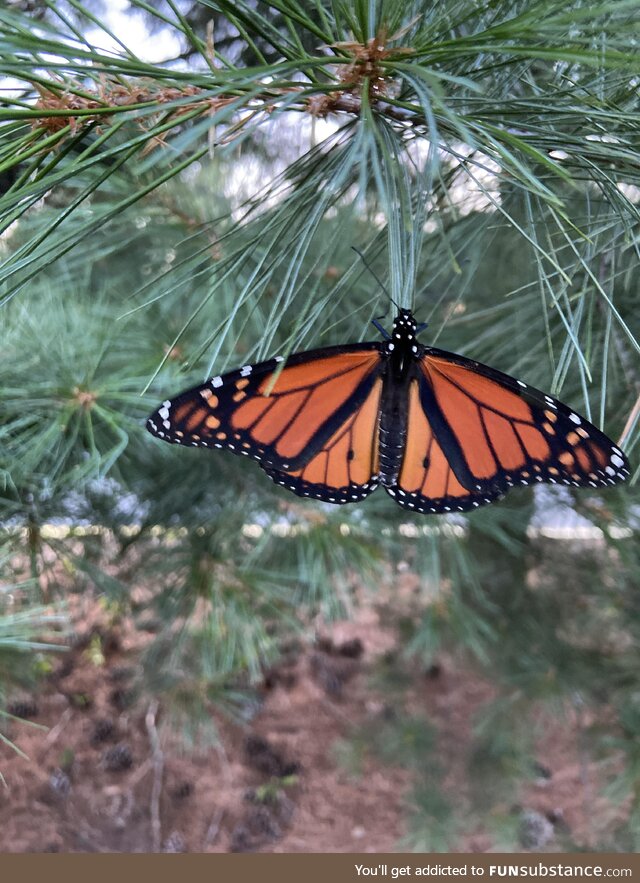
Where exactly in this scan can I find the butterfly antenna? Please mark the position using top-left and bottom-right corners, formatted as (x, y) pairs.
(351, 247), (400, 312)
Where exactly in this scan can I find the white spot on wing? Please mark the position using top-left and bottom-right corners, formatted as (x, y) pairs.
(569, 413), (581, 424)
(611, 454), (624, 468)
(240, 365), (252, 377)
(211, 376), (223, 388)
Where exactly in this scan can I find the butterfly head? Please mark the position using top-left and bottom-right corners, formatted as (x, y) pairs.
(392, 309), (428, 340)
(392, 309), (417, 334)
(383, 309), (424, 362)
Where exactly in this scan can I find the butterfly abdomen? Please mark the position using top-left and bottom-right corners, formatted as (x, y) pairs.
(378, 398), (408, 486)
(378, 435), (406, 486)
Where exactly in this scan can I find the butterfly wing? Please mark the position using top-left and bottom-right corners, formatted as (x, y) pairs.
(262, 376), (383, 503)
(146, 344), (383, 474)
(386, 377), (504, 513)
(387, 349), (629, 514)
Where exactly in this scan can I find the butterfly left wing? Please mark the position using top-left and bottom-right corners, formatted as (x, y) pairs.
(387, 349), (629, 514)
(262, 376), (383, 503)
(146, 344), (383, 473)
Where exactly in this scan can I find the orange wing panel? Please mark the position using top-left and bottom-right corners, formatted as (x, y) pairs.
(482, 411), (525, 470)
(275, 370), (373, 460)
(227, 351), (381, 462)
(264, 379), (382, 502)
(257, 351), (380, 393)
(427, 357), (532, 421)
(422, 367), (498, 479)
(391, 381), (490, 512)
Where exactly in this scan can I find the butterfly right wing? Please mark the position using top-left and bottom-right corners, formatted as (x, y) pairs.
(387, 348), (629, 514)
(386, 378), (504, 514)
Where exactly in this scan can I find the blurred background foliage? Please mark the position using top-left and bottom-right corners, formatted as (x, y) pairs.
(0, 0), (639, 851)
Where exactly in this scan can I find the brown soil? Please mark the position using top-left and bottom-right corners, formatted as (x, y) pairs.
(0, 602), (620, 853)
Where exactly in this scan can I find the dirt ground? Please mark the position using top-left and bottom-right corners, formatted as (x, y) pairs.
(0, 600), (621, 853)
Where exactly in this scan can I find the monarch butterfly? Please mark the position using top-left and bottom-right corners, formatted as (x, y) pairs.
(146, 309), (629, 514)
